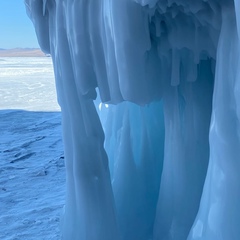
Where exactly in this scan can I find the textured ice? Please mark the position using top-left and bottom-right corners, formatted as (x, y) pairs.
(25, 0), (240, 239)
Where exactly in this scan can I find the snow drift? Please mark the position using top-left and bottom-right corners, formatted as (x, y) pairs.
(25, 0), (240, 239)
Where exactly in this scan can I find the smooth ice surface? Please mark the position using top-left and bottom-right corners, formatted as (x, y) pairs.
(25, 0), (240, 239)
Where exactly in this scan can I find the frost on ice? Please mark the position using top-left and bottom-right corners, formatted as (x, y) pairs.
(25, 0), (240, 239)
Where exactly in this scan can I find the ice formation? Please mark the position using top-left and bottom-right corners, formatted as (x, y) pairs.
(25, 0), (240, 239)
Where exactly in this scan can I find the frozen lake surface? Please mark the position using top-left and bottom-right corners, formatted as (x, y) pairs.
(0, 57), (64, 239)
(0, 57), (60, 111)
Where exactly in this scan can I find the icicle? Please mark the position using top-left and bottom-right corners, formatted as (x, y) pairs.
(42, 0), (47, 16)
(171, 49), (180, 86)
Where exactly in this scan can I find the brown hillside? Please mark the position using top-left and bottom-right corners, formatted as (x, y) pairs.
(0, 48), (47, 57)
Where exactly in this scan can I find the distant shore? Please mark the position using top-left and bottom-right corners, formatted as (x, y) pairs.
(0, 48), (47, 57)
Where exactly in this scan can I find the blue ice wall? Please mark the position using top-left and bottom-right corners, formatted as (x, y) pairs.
(25, 0), (240, 239)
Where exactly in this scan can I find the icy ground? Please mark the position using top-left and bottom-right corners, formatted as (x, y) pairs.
(0, 57), (64, 240)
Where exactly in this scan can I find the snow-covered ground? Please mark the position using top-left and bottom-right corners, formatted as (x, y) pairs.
(0, 57), (64, 240)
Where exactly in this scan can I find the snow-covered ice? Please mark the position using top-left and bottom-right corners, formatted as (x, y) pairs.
(0, 57), (64, 239)
(0, 57), (59, 111)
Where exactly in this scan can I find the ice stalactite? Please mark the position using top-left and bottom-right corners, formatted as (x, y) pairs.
(25, 0), (240, 239)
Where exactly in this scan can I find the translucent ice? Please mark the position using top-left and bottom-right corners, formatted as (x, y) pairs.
(25, 0), (240, 239)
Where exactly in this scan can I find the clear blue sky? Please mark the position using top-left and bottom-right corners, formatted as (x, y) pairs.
(0, 0), (39, 49)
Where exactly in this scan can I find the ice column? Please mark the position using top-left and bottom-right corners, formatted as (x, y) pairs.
(188, 4), (240, 240)
(25, 1), (119, 239)
(153, 58), (214, 240)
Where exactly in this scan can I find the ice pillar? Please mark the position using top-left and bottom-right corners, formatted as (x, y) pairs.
(188, 5), (240, 240)
(25, 1), (119, 239)
(153, 56), (214, 240)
